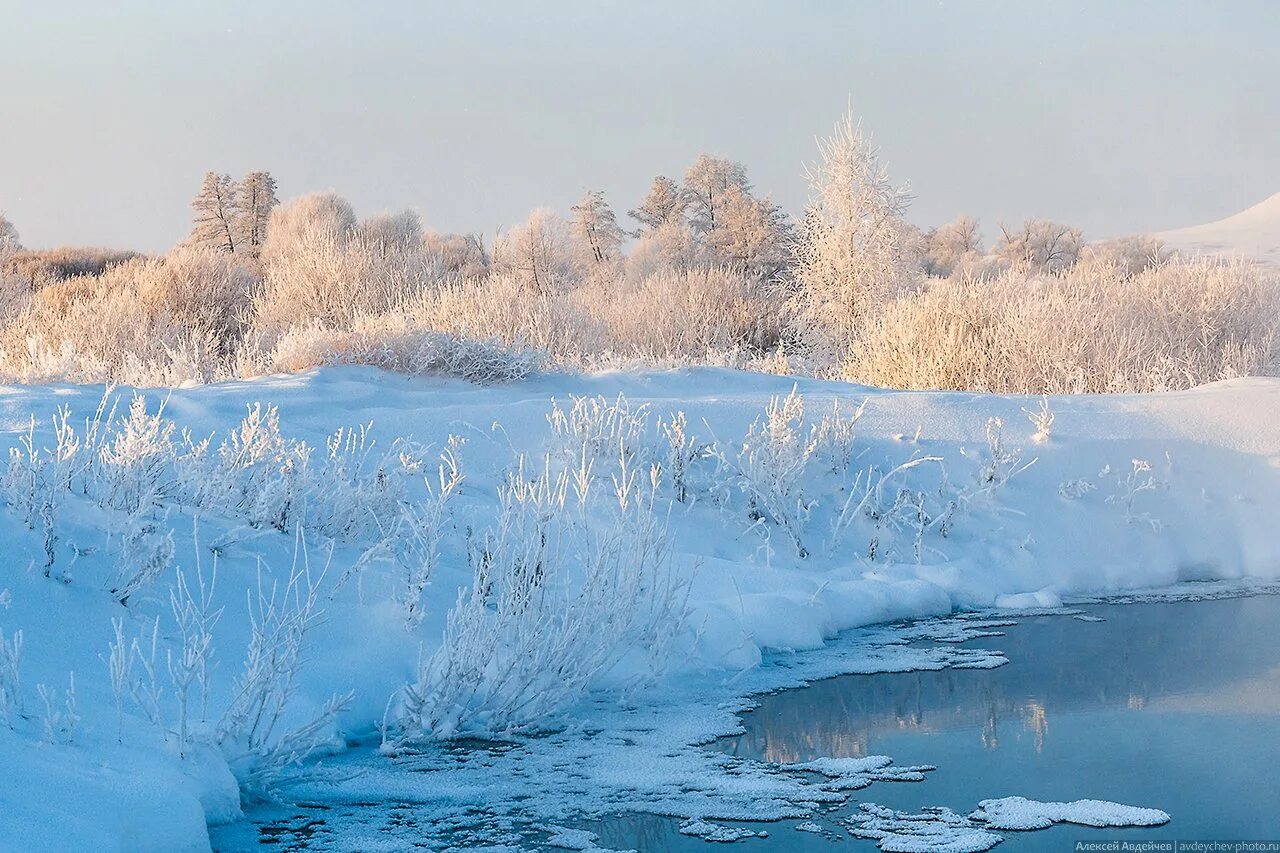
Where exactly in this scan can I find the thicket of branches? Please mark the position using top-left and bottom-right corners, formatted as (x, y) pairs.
(1, 110), (1277, 393)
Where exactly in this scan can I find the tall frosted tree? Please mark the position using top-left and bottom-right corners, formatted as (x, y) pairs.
(189, 172), (241, 253)
(628, 176), (686, 235)
(794, 111), (915, 351)
(682, 155), (750, 235)
(0, 213), (20, 256)
(570, 190), (624, 267)
(235, 171), (278, 256)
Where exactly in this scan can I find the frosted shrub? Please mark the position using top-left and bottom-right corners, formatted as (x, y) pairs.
(1024, 397), (1055, 443)
(659, 411), (705, 503)
(1107, 458), (1167, 529)
(387, 455), (686, 742)
(269, 315), (542, 384)
(718, 391), (871, 558)
(251, 195), (435, 344)
(36, 674), (78, 745)
(98, 395), (176, 514)
(1, 418), (76, 580)
(397, 437), (464, 628)
(218, 547), (350, 799)
(967, 417), (1028, 499)
(842, 257), (1280, 393)
(546, 394), (652, 470)
(811, 398), (867, 473)
(721, 388), (817, 557)
(407, 272), (582, 359)
(573, 267), (784, 361)
(210, 404), (308, 532)
(166, 563), (222, 758)
(110, 507), (176, 606)
(828, 455), (950, 563)
(0, 248), (257, 385)
(0, 628), (22, 728)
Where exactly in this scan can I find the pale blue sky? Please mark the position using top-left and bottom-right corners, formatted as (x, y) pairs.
(1, 1), (1277, 252)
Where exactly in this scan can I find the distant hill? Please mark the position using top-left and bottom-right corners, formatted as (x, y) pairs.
(1156, 192), (1280, 268)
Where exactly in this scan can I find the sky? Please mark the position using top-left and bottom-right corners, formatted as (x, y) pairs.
(1, 0), (1277, 253)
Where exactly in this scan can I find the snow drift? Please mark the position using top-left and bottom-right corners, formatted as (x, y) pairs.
(1157, 190), (1280, 268)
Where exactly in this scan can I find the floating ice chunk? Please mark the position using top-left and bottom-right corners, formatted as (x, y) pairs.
(540, 825), (636, 851)
(970, 795), (1170, 830)
(794, 821), (824, 833)
(793, 756), (894, 775)
(677, 817), (767, 842)
(846, 804), (1002, 853)
(789, 755), (936, 790)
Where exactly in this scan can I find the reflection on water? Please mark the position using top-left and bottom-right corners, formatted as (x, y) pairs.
(592, 594), (1280, 851)
(716, 594), (1280, 765)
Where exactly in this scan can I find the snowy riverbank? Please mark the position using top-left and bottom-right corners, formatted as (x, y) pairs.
(1, 366), (1278, 850)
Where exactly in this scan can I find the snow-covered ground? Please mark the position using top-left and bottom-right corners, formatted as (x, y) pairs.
(1156, 190), (1280, 268)
(1, 365), (1278, 850)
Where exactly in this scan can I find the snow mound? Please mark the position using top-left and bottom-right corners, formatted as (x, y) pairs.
(1156, 191), (1280, 268)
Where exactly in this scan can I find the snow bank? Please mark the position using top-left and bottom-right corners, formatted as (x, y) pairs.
(0, 365), (1276, 849)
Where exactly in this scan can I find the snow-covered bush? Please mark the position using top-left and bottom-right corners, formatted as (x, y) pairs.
(1106, 458), (1167, 529)
(395, 437), (464, 628)
(546, 394), (653, 470)
(269, 315), (542, 384)
(841, 256), (1280, 393)
(572, 266), (784, 361)
(721, 388), (818, 557)
(386, 454), (686, 742)
(718, 389), (867, 558)
(0, 248), (258, 385)
(36, 673), (78, 744)
(0, 627), (22, 728)
(217, 549), (350, 799)
(1024, 397), (1055, 443)
(250, 200), (437, 345)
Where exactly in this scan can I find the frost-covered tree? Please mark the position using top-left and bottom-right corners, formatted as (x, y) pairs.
(682, 155), (750, 235)
(0, 213), (21, 256)
(703, 185), (793, 283)
(570, 190), (624, 267)
(492, 208), (576, 294)
(234, 171), (278, 257)
(357, 210), (423, 257)
(922, 216), (983, 277)
(1082, 234), (1174, 278)
(994, 219), (1084, 273)
(261, 192), (358, 261)
(423, 232), (489, 280)
(628, 176), (687, 235)
(793, 111), (915, 350)
(625, 219), (702, 281)
(189, 172), (241, 253)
